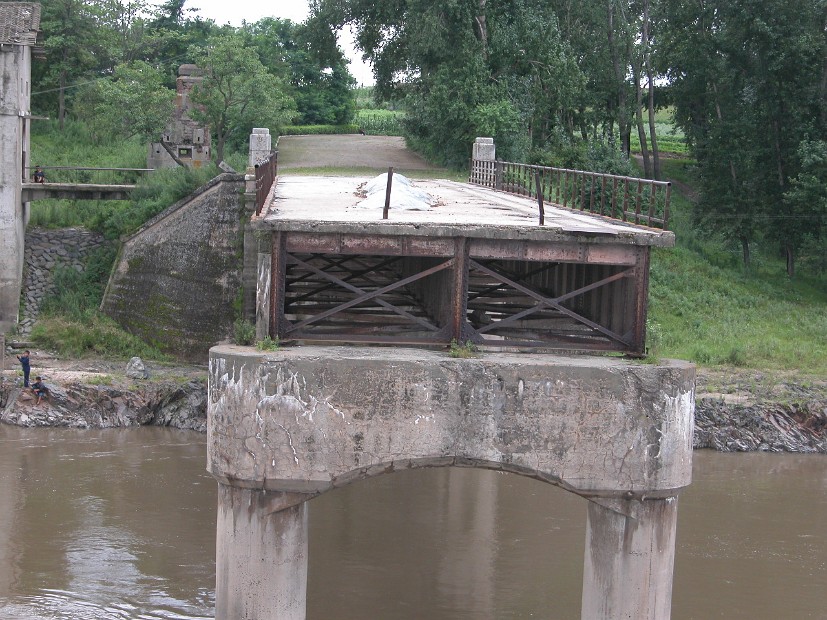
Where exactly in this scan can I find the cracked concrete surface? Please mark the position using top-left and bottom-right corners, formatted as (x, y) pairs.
(207, 346), (694, 497)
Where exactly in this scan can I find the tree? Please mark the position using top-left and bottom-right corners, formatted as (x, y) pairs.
(777, 140), (827, 278)
(310, 0), (583, 166)
(35, 0), (102, 128)
(242, 18), (356, 126)
(75, 61), (175, 140)
(662, 0), (826, 274)
(188, 34), (297, 162)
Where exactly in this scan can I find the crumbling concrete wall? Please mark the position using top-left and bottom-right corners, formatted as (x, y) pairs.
(101, 174), (245, 360)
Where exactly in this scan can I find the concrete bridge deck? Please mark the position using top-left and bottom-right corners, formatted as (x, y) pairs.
(262, 174), (675, 245)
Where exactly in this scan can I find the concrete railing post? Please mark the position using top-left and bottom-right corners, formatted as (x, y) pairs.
(581, 496), (679, 620)
(215, 486), (310, 620)
(249, 128), (273, 168)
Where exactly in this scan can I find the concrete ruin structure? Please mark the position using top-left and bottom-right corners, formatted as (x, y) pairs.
(208, 161), (696, 619)
(0, 2), (40, 334)
(147, 64), (211, 170)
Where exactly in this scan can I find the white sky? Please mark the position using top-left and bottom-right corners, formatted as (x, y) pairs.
(183, 0), (375, 85)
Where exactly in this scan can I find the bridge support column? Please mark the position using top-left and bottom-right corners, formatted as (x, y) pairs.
(209, 346), (694, 619)
(582, 496), (679, 620)
(215, 485), (310, 620)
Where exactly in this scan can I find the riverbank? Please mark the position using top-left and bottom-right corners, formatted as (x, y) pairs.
(0, 350), (207, 431)
(1, 350), (826, 452)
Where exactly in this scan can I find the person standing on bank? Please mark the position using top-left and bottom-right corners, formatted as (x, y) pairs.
(17, 350), (30, 388)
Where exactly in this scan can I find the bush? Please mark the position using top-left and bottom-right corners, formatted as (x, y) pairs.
(39, 246), (116, 321)
(256, 336), (280, 351)
(233, 319), (255, 345)
(449, 339), (479, 358)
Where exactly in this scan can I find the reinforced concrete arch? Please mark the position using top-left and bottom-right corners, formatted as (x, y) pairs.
(208, 345), (693, 620)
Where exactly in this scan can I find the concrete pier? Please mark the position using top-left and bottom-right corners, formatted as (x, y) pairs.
(208, 345), (694, 619)
(215, 486), (309, 620)
(582, 497), (679, 619)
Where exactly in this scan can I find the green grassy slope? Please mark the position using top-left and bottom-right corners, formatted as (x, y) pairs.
(648, 159), (827, 374)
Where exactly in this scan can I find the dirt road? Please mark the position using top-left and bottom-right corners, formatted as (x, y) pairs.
(277, 135), (443, 172)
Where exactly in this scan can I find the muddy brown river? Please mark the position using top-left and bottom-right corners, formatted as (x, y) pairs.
(0, 426), (824, 619)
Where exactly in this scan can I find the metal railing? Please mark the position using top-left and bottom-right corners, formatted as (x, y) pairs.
(469, 159), (671, 230)
(255, 150), (278, 216)
(24, 166), (153, 185)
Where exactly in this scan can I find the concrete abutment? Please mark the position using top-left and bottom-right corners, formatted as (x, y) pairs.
(208, 345), (694, 619)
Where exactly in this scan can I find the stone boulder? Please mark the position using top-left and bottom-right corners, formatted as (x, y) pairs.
(126, 357), (150, 380)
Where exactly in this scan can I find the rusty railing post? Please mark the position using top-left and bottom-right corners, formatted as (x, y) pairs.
(535, 172), (544, 226)
(383, 166), (394, 219)
(452, 237), (470, 344)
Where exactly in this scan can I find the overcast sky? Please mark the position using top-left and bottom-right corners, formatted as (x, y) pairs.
(183, 0), (375, 85)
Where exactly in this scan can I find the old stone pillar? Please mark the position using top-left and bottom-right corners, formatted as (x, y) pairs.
(472, 137), (496, 161)
(581, 496), (679, 620)
(215, 485), (310, 620)
(249, 128), (272, 167)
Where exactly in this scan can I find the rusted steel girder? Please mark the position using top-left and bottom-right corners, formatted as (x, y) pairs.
(266, 231), (651, 354)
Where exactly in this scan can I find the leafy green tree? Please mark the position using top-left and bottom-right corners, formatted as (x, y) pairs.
(35, 0), (102, 128)
(75, 61), (175, 140)
(777, 140), (827, 278)
(242, 18), (356, 125)
(146, 2), (223, 89)
(311, 0), (583, 166)
(188, 34), (297, 162)
(662, 0), (826, 274)
(95, 0), (154, 69)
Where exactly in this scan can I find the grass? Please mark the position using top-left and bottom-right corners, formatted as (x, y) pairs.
(647, 167), (827, 374)
(31, 261), (168, 359)
(87, 375), (114, 385)
(649, 245), (827, 373)
(28, 120), (220, 238)
(32, 313), (168, 359)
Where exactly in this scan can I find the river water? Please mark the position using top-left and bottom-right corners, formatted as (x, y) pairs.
(0, 426), (824, 619)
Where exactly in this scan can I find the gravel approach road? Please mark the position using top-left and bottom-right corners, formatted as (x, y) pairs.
(277, 134), (444, 172)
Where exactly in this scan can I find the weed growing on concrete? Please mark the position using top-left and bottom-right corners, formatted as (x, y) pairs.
(233, 319), (255, 346)
(256, 336), (280, 352)
(449, 339), (479, 358)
